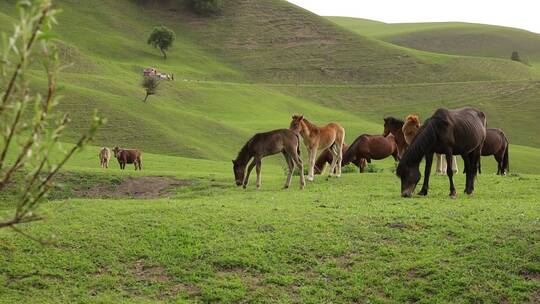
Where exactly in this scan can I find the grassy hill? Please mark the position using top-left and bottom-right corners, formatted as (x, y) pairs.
(327, 17), (540, 68)
(0, 0), (538, 161)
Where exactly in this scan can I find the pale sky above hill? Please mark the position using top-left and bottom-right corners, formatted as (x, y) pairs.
(286, 0), (540, 34)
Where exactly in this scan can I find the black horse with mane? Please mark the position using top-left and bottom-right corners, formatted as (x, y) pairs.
(396, 107), (486, 198)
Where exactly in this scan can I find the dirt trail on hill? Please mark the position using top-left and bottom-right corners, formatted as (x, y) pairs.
(75, 176), (193, 199)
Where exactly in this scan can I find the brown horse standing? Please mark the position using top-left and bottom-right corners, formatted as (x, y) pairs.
(113, 147), (142, 170)
(342, 134), (400, 168)
(481, 128), (509, 175)
(383, 117), (408, 158)
(233, 129), (305, 189)
(289, 115), (345, 181)
(314, 144), (367, 174)
(396, 107), (486, 198)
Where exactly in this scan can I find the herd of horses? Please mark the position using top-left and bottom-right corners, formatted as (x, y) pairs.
(233, 107), (510, 198)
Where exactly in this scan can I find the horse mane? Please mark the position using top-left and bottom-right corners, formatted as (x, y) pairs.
(385, 116), (404, 128)
(301, 117), (318, 131)
(400, 118), (440, 165)
(235, 137), (253, 165)
(404, 114), (420, 127)
(342, 135), (364, 164)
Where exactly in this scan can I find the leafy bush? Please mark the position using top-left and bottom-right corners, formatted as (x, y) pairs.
(511, 51), (521, 62)
(341, 164), (359, 174)
(365, 163), (384, 173)
(186, 0), (223, 15)
(142, 76), (160, 102)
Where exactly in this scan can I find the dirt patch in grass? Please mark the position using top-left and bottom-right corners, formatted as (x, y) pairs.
(74, 176), (194, 199)
(386, 222), (410, 230)
(132, 259), (170, 283)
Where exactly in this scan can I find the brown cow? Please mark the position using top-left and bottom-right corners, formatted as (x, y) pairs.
(113, 147), (142, 170)
(99, 147), (111, 168)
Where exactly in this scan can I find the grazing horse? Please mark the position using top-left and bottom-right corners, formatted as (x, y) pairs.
(233, 129), (305, 189)
(396, 107), (486, 198)
(113, 147), (142, 170)
(402, 114), (458, 175)
(481, 128), (509, 175)
(342, 134), (400, 169)
(314, 144), (367, 174)
(289, 115), (345, 181)
(383, 117), (408, 158)
(99, 147), (111, 168)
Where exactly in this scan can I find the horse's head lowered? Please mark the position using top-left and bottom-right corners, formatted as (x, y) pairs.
(289, 115), (304, 134)
(232, 159), (245, 186)
(396, 160), (421, 198)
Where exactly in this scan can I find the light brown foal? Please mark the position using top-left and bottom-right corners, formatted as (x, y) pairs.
(289, 115), (345, 181)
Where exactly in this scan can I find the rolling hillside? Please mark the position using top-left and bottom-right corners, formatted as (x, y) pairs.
(327, 17), (540, 68)
(1, 0), (540, 164)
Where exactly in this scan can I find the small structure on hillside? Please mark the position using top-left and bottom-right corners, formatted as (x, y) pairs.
(143, 68), (174, 81)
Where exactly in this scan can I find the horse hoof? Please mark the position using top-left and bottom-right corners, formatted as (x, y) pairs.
(307, 177), (314, 182)
(418, 190), (428, 196)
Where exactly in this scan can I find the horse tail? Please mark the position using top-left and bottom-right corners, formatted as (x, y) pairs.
(502, 137), (509, 174)
(295, 134), (301, 157)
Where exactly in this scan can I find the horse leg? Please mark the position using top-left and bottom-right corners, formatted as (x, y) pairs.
(494, 154), (502, 175)
(446, 153), (457, 198)
(466, 148), (481, 195)
(255, 158), (262, 189)
(307, 148), (316, 181)
(335, 143), (343, 177)
(452, 156), (458, 173)
(243, 159), (257, 189)
(328, 147), (338, 178)
(283, 152), (294, 189)
(291, 149), (305, 189)
(418, 153), (433, 196)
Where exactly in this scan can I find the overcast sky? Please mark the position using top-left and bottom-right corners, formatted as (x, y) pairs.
(286, 0), (540, 34)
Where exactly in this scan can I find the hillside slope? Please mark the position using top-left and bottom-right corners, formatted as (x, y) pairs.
(156, 0), (539, 84)
(327, 17), (540, 68)
(1, 0), (540, 163)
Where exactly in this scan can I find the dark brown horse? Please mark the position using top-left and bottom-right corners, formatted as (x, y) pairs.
(396, 107), (486, 198)
(342, 134), (400, 169)
(289, 115), (345, 181)
(233, 129), (305, 189)
(481, 128), (509, 175)
(314, 144), (367, 174)
(383, 117), (408, 158)
(113, 147), (142, 170)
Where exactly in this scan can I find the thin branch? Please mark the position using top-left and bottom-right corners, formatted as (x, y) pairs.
(0, 2), (51, 116)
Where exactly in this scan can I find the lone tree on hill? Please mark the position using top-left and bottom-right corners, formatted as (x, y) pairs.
(0, 0), (104, 235)
(511, 51), (521, 62)
(147, 25), (175, 60)
(142, 76), (160, 102)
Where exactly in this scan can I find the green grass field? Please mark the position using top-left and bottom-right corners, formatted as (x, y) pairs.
(1, 0), (540, 303)
(1, 150), (540, 303)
